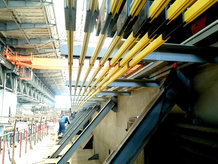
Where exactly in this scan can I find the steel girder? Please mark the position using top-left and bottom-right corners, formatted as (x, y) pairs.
(0, 63), (55, 106)
(67, 79), (159, 88)
(0, 0), (53, 8)
(60, 43), (218, 63)
(48, 99), (116, 164)
(0, 23), (55, 31)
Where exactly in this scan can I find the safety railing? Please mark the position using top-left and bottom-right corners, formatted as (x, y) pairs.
(0, 118), (58, 164)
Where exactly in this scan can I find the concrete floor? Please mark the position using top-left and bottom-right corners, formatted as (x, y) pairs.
(0, 121), (100, 164)
(0, 122), (58, 164)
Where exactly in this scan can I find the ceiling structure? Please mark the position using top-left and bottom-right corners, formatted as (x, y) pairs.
(0, 0), (217, 110)
(0, 0), (68, 97)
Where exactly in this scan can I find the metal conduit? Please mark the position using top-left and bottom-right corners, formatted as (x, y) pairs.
(78, 0), (216, 108)
(75, 0), (126, 105)
(82, 0), (169, 99)
(76, 33), (123, 103)
(66, 0), (75, 108)
(76, 0), (146, 105)
(80, 0), (197, 104)
(77, 0), (147, 104)
(73, 0), (98, 104)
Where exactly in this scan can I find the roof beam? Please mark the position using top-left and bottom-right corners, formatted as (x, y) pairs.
(0, 23), (55, 31)
(60, 43), (218, 63)
(5, 38), (58, 45)
(67, 79), (159, 88)
(0, 1), (52, 8)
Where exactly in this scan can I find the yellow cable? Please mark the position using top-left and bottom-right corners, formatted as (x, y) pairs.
(90, 34), (106, 65)
(110, 32), (138, 66)
(94, 33), (151, 90)
(149, 0), (171, 22)
(100, 34), (122, 65)
(130, 0), (141, 16)
(120, 33), (150, 66)
(114, 0), (124, 14)
(78, 0), (217, 110)
(110, 0), (116, 13)
(66, 0), (69, 7)
(71, 0), (75, 8)
(184, 0), (217, 25)
(167, 0), (195, 23)
(129, 35), (167, 67)
(133, 0), (147, 17)
(89, 0), (93, 10)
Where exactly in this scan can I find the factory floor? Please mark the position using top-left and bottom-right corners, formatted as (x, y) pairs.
(1, 122), (100, 164)
(0, 122), (58, 164)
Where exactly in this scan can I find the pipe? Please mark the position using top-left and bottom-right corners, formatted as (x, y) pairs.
(89, 0), (197, 93)
(78, 0), (210, 108)
(75, 1), (126, 105)
(73, 0), (98, 105)
(90, 32), (138, 91)
(167, 0), (195, 24)
(80, 34), (167, 107)
(94, 33), (151, 91)
(79, 33), (122, 99)
(79, 0), (170, 105)
(149, 0), (171, 21)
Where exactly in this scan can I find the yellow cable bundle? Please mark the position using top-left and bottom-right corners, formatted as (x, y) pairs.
(149, 0), (171, 21)
(167, 0), (195, 23)
(133, 0), (147, 16)
(130, 0), (141, 16)
(110, 32), (138, 66)
(100, 34), (123, 65)
(184, 0), (217, 25)
(89, 0), (93, 10)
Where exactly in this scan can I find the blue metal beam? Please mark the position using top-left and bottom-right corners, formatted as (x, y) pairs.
(0, 1), (52, 8)
(50, 106), (97, 158)
(0, 23), (55, 31)
(67, 79), (159, 88)
(60, 43), (218, 63)
(56, 99), (115, 164)
(103, 68), (191, 164)
(6, 38), (58, 45)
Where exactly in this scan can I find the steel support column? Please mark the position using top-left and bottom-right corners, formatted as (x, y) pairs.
(53, 99), (115, 164)
(104, 68), (191, 164)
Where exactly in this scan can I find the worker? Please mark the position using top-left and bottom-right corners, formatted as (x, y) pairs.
(58, 115), (70, 136)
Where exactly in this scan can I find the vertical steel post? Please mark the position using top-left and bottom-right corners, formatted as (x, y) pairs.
(2, 138), (5, 164)
(19, 132), (22, 158)
(25, 130), (27, 153)
(34, 127), (36, 145)
(30, 134), (32, 150)
(37, 126), (39, 143)
(46, 122), (48, 136)
(12, 119), (17, 164)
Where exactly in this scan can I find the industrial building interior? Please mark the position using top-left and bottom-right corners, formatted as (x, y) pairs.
(0, 0), (218, 164)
